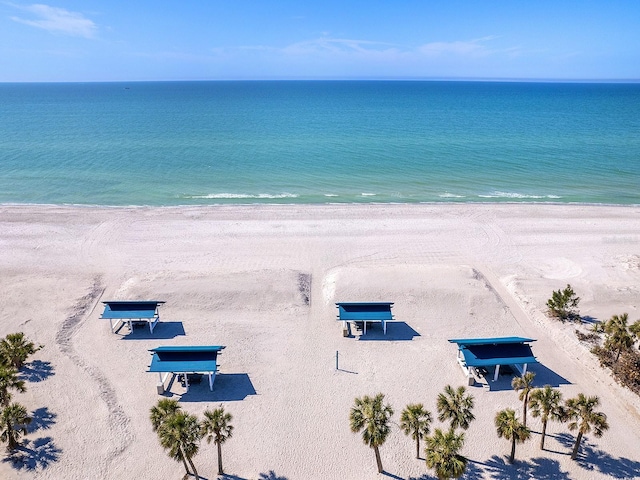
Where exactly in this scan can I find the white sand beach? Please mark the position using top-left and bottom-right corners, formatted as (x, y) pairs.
(0, 203), (639, 480)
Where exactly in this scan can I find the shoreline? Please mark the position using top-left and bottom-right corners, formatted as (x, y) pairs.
(3, 200), (640, 209)
(1, 202), (639, 479)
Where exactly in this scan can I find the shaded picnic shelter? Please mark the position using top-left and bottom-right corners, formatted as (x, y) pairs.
(148, 345), (225, 394)
(448, 337), (537, 383)
(336, 302), (394, 335)
(100, 300), (165, 334)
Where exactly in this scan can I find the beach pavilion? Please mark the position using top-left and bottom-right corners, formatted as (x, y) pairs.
(448, 337), (537, 383)
(100, 300), (165, 334)
(148, 345), (225, 394)
(336, 302), (395, 335)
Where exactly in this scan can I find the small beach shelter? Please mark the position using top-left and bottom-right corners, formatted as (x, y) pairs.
(148, 345), (225, 394)
(336, 302), (394, 335)
(100, 300), (165, 334)
(448, 337), (537, 382)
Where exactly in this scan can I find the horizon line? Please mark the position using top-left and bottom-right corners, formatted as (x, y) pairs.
(2, 77), (640, 85)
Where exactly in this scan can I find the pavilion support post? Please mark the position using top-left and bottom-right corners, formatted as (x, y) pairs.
(383, 321), (387, 335)
(364, 322), (367, 335)
(110, 319), (115, 333)
(184, 372), (189, 392)
(156, 373), (165, 394)
(208, 373), (214, 391)
(522, 363), (528, 375)
(494, 365), (500, 382)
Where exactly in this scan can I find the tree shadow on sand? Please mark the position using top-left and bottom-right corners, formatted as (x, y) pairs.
(469, 455), (571, 480)
(462, 460), (485, 480)
(19, 360), (54, 383)
(28, 406), (57, 433)
(258, 471), (289, 480)
(2, 437), (61, 471)
(406, 459), (492, 480)
(380, 471), (405, 479)
(553, 432), (640, 478)
(580, 315), (600, 325)
(407, 473), (436, 480)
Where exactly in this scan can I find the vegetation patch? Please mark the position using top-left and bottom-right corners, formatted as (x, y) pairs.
(592, 346), (640, 396)
(575, 329), (600, 344)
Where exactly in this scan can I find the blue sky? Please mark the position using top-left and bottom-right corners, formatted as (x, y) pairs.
(1, 1), (639, 82)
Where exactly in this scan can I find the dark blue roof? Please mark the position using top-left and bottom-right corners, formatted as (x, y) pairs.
(448, 337), (537, 367)
(336, 302), (394, 321)
(148, 346), (225, 373)
(448, 337), (535, 346)
(460, 343), (537, 367)
(101, 301), (164, 320)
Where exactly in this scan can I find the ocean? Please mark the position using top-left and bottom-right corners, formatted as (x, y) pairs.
(1, 81), (639, 206)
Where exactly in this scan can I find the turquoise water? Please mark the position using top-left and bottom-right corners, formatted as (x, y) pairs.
(1, 81), (639, 206)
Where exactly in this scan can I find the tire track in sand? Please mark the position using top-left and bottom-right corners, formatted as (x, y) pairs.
(54, 276), (134, 474)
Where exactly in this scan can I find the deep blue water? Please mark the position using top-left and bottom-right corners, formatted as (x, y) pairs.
(1, 81), (639, 205)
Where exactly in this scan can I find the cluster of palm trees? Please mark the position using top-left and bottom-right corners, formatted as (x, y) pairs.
(0, 332), (42, 452)
(594, 312), (640, 362)
(494, 372), (609, 463)
(350, 377), (610, 478)
(349, 385), (475, 479)
(150, 398), (233, 479)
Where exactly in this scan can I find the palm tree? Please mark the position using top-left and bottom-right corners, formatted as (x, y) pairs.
(400, 403), (432, 459)
(604, 313), (634, 362)
(528, 385), (565, 449)
(0, 366), (26, 407)
(436, 385), (475, 431)
(157, 411), (202, 479)
(495, 408), (530, 464)
(424, 428), (467, 479)
(349, 393), (394, 473)
(201, 406), (234, 475)
(565, 393), (609, 460)
(629, 319), (640, 341)
(511, 371), (536, 427)
(0, 333), (42, 370)
(150, 398), (182, 432)
(0, 402), (32, 451)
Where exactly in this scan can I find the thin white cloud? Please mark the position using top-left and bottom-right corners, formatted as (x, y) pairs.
(211, 35), (511, 63)
(419, 36), (500, 57)
(10, 4), (97, 38)
(172, 34), (527, 78)
(283, 37), (401, 56)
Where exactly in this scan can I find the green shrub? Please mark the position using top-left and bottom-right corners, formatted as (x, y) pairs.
(546, 284), (580, 322)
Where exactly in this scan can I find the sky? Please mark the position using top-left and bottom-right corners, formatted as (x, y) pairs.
(1, 1), (639, 82)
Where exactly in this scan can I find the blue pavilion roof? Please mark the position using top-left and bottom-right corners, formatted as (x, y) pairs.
(148, 346), (225, 373)
(101, 301), (165, 320)
(448, 337), (537, 367)
(448, 337), (535, 346)
(336, 302), (394, 321)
